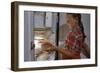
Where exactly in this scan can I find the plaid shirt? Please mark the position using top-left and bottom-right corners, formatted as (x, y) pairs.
(65, 26), (85, 54)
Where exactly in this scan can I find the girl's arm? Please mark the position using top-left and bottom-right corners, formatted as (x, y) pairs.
(40, 40), (80, 59)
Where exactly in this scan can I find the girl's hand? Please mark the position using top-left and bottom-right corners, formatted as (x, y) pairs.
(39, 40), (57, 52)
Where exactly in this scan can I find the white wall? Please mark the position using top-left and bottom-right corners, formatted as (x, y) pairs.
(81, 14), (90, 46)
(24, 11), (33, 61)
(0, 0), (99, 73)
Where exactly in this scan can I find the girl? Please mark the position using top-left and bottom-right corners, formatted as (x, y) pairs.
(56, 13), (90, 59)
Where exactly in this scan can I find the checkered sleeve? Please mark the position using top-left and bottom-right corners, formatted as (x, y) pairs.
(65, 29), (84, 52)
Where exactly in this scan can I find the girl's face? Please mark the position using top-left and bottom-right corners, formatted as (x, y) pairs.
(66, 14), (78, 29)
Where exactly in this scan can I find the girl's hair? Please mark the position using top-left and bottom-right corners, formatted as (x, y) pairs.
(67, 13), (86, 40)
